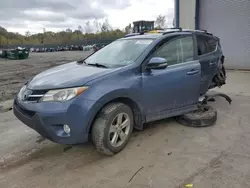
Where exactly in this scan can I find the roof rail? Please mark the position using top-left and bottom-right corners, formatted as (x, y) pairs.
(124, 33), (142, 38)
(201, 29), (213, 35)
(166, 27), (183, 31)
(201, 29), (207, 33)
(183, 29), (213, 35)
(162, 27), (183, 35)
(124, 27), (186, 37)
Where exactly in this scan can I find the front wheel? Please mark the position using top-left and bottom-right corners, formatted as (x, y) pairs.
(92, 103), (134, 155)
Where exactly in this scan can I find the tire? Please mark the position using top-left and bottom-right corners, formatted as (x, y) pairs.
(176, 105), (217, 127)
(92, 103), (134, 155)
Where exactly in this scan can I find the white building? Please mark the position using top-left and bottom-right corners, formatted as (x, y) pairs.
(175, 0), (250, 70)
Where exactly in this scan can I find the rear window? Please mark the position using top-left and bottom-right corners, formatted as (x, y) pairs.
(196, 35), (218, 55)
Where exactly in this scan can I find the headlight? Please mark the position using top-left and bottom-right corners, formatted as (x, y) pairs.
(17, 85), (27, 100)
(40, 86), (88, 102)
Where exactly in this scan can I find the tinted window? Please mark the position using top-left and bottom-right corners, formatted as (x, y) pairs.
(152, 36), (194, 66)
(197, 35), (217, 55)
(206, 37), (217, 52)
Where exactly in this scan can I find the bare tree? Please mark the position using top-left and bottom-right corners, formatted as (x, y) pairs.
(39, 28), (46, 44)
(155, 15), (166, 29)
(66, 28), (72, 33)
(93, 19), (101, 33)
(25, 31), (31, 38)
(78, 25), (83, 33)
(101, 18), (112, 32)
(125, 23), (132, 33)
(101, 24), (108, 32)
(84, 21), (93, 33)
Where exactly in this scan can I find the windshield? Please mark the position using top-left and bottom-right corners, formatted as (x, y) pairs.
(84, 39), (153, 68)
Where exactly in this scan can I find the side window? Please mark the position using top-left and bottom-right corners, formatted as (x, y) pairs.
(197, 35), (217, 56)
(206, 37), (218, 52)
(197, 35), (207, 55)
(181, 36), (194, 62)
(152, 36), (194, 66)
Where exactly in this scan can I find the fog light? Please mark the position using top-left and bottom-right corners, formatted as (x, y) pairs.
(63, 124), (71, 134)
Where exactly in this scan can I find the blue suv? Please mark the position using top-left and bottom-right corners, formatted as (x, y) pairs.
(13, 29), (226, 155)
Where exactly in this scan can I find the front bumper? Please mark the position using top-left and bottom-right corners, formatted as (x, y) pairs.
(13, 97), (96, 145)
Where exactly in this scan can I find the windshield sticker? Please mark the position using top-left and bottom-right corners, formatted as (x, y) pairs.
(135, 40), (152, 45)
(120, 60), (134, 64)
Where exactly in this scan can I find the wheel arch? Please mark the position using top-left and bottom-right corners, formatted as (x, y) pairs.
(88, 97), (145, 134)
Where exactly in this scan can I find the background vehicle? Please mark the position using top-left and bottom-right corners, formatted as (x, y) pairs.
(13, 29), (226, 155)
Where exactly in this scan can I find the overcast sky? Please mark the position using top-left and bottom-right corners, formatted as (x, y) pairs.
(0, 0), (174, 34)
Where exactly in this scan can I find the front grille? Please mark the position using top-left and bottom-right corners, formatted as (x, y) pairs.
(31, 90), (48, 95)
(25, 89), (48, 102)
(27, 97), (42, 102)
(14, 100), (36, 118)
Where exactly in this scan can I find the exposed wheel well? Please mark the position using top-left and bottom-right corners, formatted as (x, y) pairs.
(89, 97), (143, 133)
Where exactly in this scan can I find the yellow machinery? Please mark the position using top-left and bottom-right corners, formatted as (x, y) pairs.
(147, 30), (164, 33)
(133, 20), (155, 33)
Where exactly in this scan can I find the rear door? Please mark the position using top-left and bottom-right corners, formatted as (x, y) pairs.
(142, 35), (201, 122)
(196, 34), (219, 94)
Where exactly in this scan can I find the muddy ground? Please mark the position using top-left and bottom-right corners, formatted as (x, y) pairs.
(0, 51), (90, 102)
(0, 53), (250, 188)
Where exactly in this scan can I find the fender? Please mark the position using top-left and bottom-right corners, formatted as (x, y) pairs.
(85, 89), (145, 133)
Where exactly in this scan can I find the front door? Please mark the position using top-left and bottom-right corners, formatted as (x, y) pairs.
(142, 35), (201, 122)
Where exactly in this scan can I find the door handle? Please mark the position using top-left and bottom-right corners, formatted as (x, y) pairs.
(187, 69), (199, 75)
(209, 62), (216, 66)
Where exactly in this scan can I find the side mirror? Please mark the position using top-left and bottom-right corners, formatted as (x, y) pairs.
(146, 57), (168, 70)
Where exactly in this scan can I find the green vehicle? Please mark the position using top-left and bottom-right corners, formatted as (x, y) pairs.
(6, 49), (19, 60)
(5, 47), (29, 60)
(18, 47), (29, 59)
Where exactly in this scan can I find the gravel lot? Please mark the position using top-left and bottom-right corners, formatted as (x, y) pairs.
(0, 52), (250, 188)
(0, 51), (90, 102)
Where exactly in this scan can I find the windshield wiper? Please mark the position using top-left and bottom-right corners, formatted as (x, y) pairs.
(87, 63), (108, 68)
(77, 59), (86, 64)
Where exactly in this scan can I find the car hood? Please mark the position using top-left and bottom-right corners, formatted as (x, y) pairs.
(27, 61), (115, 90)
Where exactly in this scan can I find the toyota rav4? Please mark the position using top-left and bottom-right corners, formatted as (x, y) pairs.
(13, 29), (226, 155)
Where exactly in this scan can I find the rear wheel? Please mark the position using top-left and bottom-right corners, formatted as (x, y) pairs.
(92, 103), (134, 155)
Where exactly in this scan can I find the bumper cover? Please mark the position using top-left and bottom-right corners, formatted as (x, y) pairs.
(13, 97), (96, 145)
